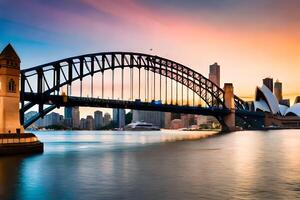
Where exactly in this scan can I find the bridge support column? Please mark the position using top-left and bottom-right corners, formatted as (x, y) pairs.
(0, 44), (43, 155)
(223, 83), (236, 132)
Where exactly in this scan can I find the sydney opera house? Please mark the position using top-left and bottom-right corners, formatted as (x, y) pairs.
(249, 83), (300, 128)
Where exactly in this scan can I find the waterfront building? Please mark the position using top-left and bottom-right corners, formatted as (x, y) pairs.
(86, 115), (94, 130)
(170, 119), (184, 129)
(254, 84), (280, 114)
(113, 108), (125, 128)
(285, 104), (300, 116)
(164, 112), (172, 129)
(31, 112), (62, 128)
(94, 110), (103, 129)
(103, 113), (111, 126)
(43, 112), (61, 127)
(253, 84), (300, 119)
(180, 114), (196, 128)
(274, 80), (282, 101)
(64, 106), (73, 127)
(132, 110), (164, 128)
(195, 115), (208, 125)
(72, 107), (80, 128)
(80, 118), (86, 129)
(209, 62), (220, 86)
(263, 77), (273, 92)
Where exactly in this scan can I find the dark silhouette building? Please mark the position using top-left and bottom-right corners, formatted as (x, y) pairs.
(274, 80), (282, 101)
(209, 63), (220, 86)
(263, 77), (273, 92)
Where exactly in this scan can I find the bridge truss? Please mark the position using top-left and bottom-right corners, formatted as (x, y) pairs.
(20, 52), (249, 128)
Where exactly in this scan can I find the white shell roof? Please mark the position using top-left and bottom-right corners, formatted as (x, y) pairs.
(279, 104), (289, 116)
(255, 85), (280, 114)
(285, 103), (300, 116)
(254, 100), (271, 113)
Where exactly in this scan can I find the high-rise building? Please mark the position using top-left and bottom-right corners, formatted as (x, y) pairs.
(80, 118), (86, 129)
(113, 108), (125, 128)
(274, 80), (282, 101)
(164, 112), (172, 129)
(209, 63), (220, 86)
(94, 110), (103, 129)
(64, 106), (73, 127)
(263, 77), (273, 92)
(72, 107), (80, 128)
(34, 112), (62, 127)
(103, 113), (111, 126)
(180, 114), (196, 128)
(132, 110), (164, 127)
(86, 115), (94, 130)
(44, 112), (62, 127)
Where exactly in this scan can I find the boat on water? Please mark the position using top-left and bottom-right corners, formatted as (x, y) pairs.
(124, 121), (160, 131)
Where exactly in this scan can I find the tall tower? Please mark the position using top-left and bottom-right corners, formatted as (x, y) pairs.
(209, 63), (220, 87)
(0, 44), (24, 133)
(72, 106), (80, 128)
(263, 77), (273, 92)
(94, 110), (103, 129)
(274, 80), (282, 101)
(64, 106), (73, 127)
(113, 108), (125, 128)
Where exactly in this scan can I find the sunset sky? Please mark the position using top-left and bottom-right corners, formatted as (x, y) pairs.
(1, 0), (300, 116)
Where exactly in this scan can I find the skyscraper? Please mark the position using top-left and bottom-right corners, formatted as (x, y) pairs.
(103, 113), (111, 126)
(132, 110), (164, 127)
(86, 115), (94, 130)
(209, 63), (220, 86)
(64, 106), (73, 127)
(274, 80), (282, 101)
(80, 118), (86, 129)
(44, 112), (62, 127)
(94, 110), (103, 129)
(263, 77), (273, 92)
(113, 108), (125, 128)
(72, 107), (80, 128)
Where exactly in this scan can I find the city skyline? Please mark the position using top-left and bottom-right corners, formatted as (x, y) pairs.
(2, 2), (300, 199)
(0, 0), (299, 103)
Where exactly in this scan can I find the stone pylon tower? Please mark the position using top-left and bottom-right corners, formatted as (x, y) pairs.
(223, 83), (236, 131)
(0, 44), (24, 133)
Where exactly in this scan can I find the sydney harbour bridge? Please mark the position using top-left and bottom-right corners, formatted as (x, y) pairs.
(20, 52), (265, 131)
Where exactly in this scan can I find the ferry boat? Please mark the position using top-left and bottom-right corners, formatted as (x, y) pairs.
(124, 121), (160, 131)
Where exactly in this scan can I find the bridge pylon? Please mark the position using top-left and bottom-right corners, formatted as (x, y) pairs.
(0, 44), (24, 134)
(0, 44), (43, 155)
(223, 83), (236, 132)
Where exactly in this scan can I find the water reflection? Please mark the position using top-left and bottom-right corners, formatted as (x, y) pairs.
(0, 156), (28, 200)
(1, 130), (300, 199)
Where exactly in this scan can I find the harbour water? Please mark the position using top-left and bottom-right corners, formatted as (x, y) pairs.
(1, 130), (300, 200)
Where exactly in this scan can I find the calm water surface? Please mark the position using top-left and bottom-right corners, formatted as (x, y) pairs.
(1, 130), (300, 200)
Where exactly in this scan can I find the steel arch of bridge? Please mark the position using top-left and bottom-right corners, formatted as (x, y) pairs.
(20, 52), (247, 127)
